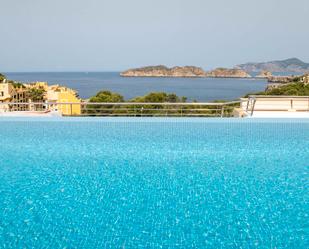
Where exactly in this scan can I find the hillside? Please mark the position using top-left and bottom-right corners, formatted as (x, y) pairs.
(236, 58), (309, 73)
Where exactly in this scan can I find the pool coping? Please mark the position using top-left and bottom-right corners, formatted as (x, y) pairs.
(1, 117), (309, 123)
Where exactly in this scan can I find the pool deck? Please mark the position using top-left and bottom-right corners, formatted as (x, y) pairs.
(0, 111), (309, 118)
(247, 111), (309, 118)
(0, 111), (62, 117)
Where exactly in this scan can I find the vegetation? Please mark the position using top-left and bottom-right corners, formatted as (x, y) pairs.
(87, 90), (124, 115)
(265, 83), (309, 96)
(12, 82), (25, 88)
(0, 73), (6, 82)
(127, 92), (187, 116)
(245, 82), (309, 97)
(130, 92), (187, 103)
(88, 91), (187, 103)
(84, 90), (234, 117)
(0, 73), (22, 85)
(89, 90), (124, 103)
(28, 87), (46, 102)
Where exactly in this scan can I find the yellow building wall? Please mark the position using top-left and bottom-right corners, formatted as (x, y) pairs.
(57, 91), (81, 115)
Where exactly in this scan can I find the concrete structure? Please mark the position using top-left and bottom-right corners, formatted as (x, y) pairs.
(235, 96), (309, 118)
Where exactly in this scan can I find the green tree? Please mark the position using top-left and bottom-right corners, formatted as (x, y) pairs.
(0, 73), (6, 82)
(89, 90), (124, 102)
(130, 92), (186, 103)
(28, 87), (46, 102)
(246, 82), (309, 97)
(12, 82), (25, 88)
(244, 73), (309, 98)
(86, 90), (124, 115)
(129, 92), (187, 116)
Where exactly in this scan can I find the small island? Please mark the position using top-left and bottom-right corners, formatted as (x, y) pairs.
(120, 65), (207, 78)
(120, 65), (251, 78)
(206, 68), (251, 78)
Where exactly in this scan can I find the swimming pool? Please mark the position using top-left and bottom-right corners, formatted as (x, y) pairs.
(0, 118), (308, 248)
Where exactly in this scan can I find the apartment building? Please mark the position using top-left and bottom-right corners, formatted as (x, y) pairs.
(0, 83), (28, 111)
(46, 84), (81, 115)
(1, 81), (81, 115)
(24, 82), (82, 115)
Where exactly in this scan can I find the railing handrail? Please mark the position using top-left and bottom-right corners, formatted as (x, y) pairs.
(0, 101), (242, 106)
(246, 95), (309, 99)
(0, 101), (242, 117)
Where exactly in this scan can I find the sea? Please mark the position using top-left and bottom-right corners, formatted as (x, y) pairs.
(5, 72), (269, 101)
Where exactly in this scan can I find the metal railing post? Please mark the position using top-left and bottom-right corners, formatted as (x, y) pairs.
(250, 99), (256, 116)
(246, 98), (250, 112)
(220, 105), (225, 118)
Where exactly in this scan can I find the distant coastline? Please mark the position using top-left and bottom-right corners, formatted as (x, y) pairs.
(236, 58), (309, 73)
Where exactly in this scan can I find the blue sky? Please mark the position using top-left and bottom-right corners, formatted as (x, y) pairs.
(1, 0), (309, 72)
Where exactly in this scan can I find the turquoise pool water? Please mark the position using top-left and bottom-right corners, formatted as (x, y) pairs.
(0, 118), (308, 248)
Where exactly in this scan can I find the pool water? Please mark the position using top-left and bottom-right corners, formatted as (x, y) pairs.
(0, 118), (308, 248)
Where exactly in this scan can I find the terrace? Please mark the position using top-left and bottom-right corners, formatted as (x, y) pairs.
(238, 95), (309, 118)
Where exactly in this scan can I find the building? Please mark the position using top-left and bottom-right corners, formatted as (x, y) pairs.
(24, 82), (82, 115)
(302, 74), (309, 84)
(1, 81), (81, 115)
(24, 81), (49, 90)
(46, 85), (81, 115)
(0, 83), (28, 111)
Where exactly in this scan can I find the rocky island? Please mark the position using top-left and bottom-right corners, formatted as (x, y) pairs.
(120, 66), (207, 78)
(206, 68), (251, 78)
(120, 66), (251, 78)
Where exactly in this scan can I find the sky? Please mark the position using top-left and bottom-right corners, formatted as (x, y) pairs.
(1, 0), (309, 72)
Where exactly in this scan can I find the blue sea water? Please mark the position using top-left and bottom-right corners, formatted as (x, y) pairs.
(4, 72), (267, 101)
(0, 118), (308, 248)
